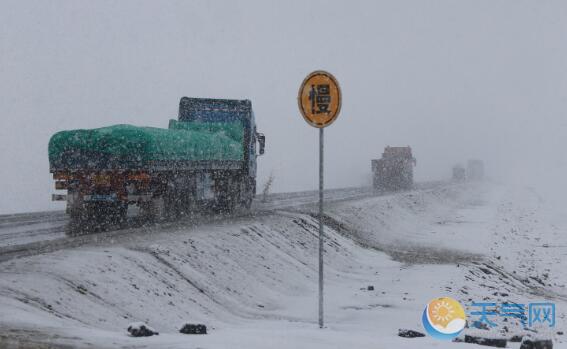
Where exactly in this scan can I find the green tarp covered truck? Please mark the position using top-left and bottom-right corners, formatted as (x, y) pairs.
(49, 97), (265, 230)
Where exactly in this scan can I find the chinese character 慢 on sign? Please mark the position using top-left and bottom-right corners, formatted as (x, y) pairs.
(309, 84), (331, 114)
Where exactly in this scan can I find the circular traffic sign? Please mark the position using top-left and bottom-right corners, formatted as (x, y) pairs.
(298, 70), (342, 128)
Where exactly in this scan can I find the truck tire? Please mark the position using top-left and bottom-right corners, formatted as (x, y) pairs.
(163, 189), (184, 219)
(240, 178), (255, 209)
(215, 194), (236, 214)
(67, 206), (100, 235)
(67, 209), (86, 235)
(70, 202), (127, 233)
(112, 203), (128, 226)
(243, 196), (253, 210)
(213, 176), (238, 214)
(140, 197), (166, 222)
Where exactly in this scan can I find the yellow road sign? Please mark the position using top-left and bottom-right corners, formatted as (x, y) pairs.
(298, 71), (342, 128)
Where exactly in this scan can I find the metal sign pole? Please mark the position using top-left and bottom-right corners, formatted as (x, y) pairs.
(297, 70), (340, 329)
(318, 127), (324, 329)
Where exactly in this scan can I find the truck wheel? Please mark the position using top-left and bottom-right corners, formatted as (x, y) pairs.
(243, 196), (253, 210)
(215, 196), (236, 214)
(111, 203), (128, 227)
(67, 209), (87, 235)
(213, 176), (238, 214)
(241, 186), (253, 209)
(240, 178), (255, 210)
(67, 204), (107, 234)
(140, 197), (166, 222)
(164, 191), (182, 219)
(72, 203), (126, 232)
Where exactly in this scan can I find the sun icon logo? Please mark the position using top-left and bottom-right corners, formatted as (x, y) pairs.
(422, 297), (466, 340)
(431, 299), (455, 325)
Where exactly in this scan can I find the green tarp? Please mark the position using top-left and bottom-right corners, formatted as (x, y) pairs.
(48, 120), (244, 169)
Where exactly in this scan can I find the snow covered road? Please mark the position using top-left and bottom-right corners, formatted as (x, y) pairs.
(0, 182), (565, 348)
(0, 187), (380, 250)
(0, 182), (442, 262)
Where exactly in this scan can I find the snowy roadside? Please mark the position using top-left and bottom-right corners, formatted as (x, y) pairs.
(0, 183), (565, 348)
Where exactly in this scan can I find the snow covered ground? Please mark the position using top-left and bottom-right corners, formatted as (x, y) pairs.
(0, 182), (565, 348)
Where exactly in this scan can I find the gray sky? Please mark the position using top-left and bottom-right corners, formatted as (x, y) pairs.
(1, 0), (567, 214)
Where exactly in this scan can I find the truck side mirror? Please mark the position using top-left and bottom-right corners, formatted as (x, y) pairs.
(257, 133), (265, 155)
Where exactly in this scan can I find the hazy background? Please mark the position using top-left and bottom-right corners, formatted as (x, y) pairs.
(1, 0), (566, 214)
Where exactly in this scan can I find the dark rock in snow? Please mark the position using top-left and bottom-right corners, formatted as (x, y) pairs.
(510, 334), (524, 342)
(398, 329), (425, 338)
(179, 323), (207, 335)
(127, 322), (159, 337)
(465, 335), (507, 348)
(520, 338), (553, 349)
(367, 285), (374, 291)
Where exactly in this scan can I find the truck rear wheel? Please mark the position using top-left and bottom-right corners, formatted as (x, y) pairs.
(140, 197), (166, 222)
(213, 176), (238, 214)
(215, 195), (236, 214)
(67, 202), (127, 235)
(112, 203), (128, 226)
(239, 178), (255, 210)
(67, 209), (85, 235)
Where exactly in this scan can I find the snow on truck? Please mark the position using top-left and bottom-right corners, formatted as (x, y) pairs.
(49, 97), (266, 228)
(371, 146), (416, 190)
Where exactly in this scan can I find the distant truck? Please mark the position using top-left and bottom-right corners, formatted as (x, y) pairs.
(49, 97), (265, 229)
(371, 146), (416, 190)
(452, 164), (466, 181)
(466, 159), (484, 181)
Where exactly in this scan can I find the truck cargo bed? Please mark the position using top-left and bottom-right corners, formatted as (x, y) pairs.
(49, 121), (244, 171)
